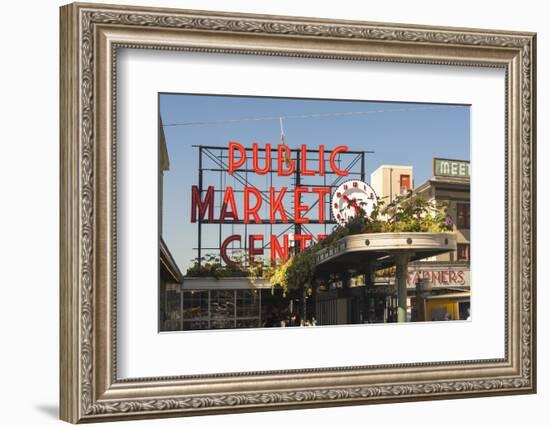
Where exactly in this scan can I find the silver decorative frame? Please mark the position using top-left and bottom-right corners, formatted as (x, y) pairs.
(60, 2), (536, 423)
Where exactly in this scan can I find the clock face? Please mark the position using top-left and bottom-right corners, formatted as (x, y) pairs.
(331, 180), (377, 225)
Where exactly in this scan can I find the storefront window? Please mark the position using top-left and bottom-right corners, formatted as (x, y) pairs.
(236, 290), (260, 317)
(456, 203), (470, 229)
(162, 286), (181, 331)
(210, 290), (235, 323)
(182, 290), (208, 319)
(177, 289), (263, 331)
(182, 320), (209, 330)
(457, 243), (470, 261)
(459, 302), (471, 320)
(235, 289), (261, 328)
(211, 320), (235, 329)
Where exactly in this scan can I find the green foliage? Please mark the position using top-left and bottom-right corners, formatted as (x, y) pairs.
(379, 191), (453, 233)
(270, 247), (316, 294)
(185, 252), (246, 278)
(185, 251), (271, 285)
(338, 191), (453, 234)
(267, 191), (454, 292)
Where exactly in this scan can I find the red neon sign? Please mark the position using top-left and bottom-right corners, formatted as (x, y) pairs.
(192, 141), (351, 265)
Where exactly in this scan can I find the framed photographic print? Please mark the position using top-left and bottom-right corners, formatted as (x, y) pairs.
(59, 2), (537, 423)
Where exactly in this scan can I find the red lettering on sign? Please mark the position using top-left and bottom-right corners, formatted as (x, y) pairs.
(270, 234), (290, 264)
(312, 187), (331, 223)
(329, 146), (350, 176)
(248, 235), (264, 263)
(294, 186), (309, 224)
(191, 185), (215, 223)
(244, 187), (262, 224)
(219, 186), (238, 221)
(252, 143), (270, 175)
(220, 234), (241, 267)
(228, 141), (246, 175)
(269, 187), (288, 223)
(449, 271), (457, 283)
(300, 144), (315, 176)
(277, 144), (295, 176)
(404, 269), (468, 287)
(318, 145), (325, 176)
(191, 142), (387, 265)
(294, 234), (313, 251)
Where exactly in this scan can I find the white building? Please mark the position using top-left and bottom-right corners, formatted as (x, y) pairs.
(370, 164), (413, 204)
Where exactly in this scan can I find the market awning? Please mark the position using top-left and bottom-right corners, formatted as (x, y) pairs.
(314, 232), (456, 274)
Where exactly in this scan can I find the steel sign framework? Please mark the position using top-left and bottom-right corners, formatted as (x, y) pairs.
(193, 144), (373, 266)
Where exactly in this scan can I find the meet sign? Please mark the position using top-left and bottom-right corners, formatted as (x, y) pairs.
(433, 158), (470, 178)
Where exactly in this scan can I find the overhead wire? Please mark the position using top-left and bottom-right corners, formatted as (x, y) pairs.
(162, 105), (460, 127)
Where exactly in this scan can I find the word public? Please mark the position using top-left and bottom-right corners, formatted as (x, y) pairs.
(191, 141), (351, 265)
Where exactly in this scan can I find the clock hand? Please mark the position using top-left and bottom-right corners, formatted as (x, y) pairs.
(343, 194), (358, 205)
(342, 194), (361, 215)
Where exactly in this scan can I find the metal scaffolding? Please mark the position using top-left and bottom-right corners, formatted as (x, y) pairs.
(193, 144), (373, 266)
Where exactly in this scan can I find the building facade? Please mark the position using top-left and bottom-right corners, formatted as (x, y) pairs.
(406, 158), (470, 320)
(370, 164), (414, 204)
(159, 117), (185, 331)
(412, 158), (470, 263)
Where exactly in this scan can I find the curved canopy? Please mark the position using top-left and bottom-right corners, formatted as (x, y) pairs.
(314, 232), (456, 274)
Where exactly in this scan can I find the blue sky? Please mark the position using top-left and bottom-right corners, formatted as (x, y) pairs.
(160, 94), (470, 272)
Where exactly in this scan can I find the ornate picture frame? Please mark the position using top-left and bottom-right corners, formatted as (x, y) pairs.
(60, 2), (536, 423)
